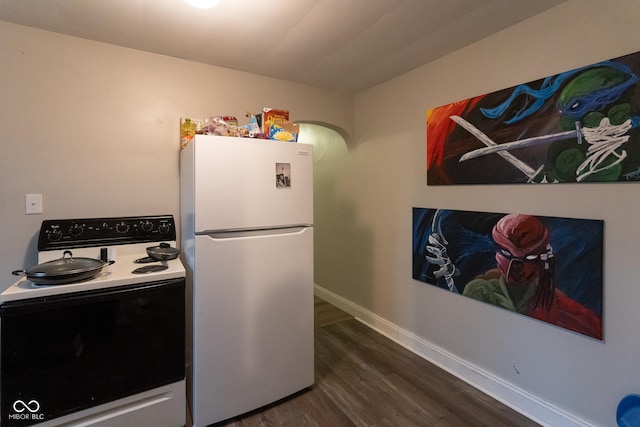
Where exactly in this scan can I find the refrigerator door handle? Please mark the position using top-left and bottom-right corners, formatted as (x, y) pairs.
(199, 225), (312, 239)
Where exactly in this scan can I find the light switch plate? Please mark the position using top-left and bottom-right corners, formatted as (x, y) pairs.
(25, 193), (43, 215)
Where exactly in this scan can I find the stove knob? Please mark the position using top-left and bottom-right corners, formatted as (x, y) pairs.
(139, 220), (154, 232)
(158, 223), (171, 234)
(48, 229), (63, 241)
(69, 223), (84, 236)
(115, 221), (130, 234)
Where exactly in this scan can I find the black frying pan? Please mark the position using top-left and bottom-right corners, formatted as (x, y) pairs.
(12, 250), (114, 285)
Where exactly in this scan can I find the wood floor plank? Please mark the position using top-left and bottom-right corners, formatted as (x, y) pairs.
(215, 298), (539, 427)
(314, 296), (353, 328)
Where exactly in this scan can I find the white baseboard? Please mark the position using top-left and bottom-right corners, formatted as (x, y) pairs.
(314, 284), (592, 427)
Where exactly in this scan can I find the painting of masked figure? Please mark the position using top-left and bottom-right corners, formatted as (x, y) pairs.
(427, 51), (640, 184)
(412, 208), (603, 340)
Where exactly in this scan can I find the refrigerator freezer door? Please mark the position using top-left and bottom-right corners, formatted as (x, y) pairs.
(191, 227), (314, 426)
(183, 135), (313, 232)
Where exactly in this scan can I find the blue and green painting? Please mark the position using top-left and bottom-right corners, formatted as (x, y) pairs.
(412, 207), (603, 339)
(427, 51), (640, 184)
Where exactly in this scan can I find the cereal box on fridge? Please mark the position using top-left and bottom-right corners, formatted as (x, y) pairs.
(261, 108), (289, 134)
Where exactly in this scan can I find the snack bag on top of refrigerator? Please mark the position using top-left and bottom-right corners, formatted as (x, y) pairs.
(180, 117), (197, 148)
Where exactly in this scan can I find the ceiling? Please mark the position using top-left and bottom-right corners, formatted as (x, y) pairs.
(0, 0), (566, 94)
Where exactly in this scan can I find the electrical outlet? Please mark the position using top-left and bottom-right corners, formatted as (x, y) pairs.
(25, 194), (43, 215)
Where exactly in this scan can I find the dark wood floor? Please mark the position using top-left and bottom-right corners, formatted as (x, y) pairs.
(215, 297), (540, 427)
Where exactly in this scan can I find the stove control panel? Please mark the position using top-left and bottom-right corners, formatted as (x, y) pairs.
(38, 215), (177, 251)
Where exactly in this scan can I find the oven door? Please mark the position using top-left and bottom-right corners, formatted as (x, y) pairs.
(0, 278), (185, 426)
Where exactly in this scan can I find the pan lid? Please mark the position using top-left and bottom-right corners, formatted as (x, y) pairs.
(26, 251), (107, 277)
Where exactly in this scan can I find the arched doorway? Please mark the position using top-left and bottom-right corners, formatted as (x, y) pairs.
(297, 123), (349, 289)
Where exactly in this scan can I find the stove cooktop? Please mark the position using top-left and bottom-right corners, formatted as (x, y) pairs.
(2, 215), (186, 303)
(3, 243), (186, 303)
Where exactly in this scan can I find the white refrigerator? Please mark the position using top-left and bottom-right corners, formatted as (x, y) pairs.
(180, 135), (314, 427)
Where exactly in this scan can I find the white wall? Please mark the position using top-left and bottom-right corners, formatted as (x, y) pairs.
(313, 0), (639, 425)
(0, 21), (354, 286)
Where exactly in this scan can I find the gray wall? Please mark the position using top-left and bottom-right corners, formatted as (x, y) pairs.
(319, 0), (636, 425)
(0, 21), (353, 286)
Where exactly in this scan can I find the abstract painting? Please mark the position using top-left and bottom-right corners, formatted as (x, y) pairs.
(412, 207), (603, 339)
(427, 51), (640, 184)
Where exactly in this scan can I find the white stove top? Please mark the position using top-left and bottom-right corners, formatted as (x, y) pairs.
(2, 242), (185, 303)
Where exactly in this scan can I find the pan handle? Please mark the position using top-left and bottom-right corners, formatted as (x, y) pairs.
(12, 270), (26, 276)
